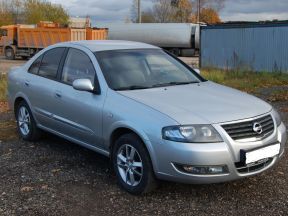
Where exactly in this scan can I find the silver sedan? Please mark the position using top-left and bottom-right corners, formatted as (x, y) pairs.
(7, 41), (287, 194)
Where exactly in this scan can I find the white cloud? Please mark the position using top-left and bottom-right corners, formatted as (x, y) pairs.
(221, 0), (288, 21)
(221, 12), (288, 22)
(51, 0), (153, 23)
(51, 0), (288, 23)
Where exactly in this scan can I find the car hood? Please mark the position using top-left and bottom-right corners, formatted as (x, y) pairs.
(119, 81), (272, 124)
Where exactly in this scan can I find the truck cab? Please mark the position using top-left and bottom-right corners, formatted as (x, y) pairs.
(0, 25), (17, 59)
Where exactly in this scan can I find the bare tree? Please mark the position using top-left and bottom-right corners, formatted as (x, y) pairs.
(12, 0), (24, 24)
(193, 0), (225, 23)
(173, 0), (193, 22)
(130, 0), (142, 23)
(129, 0), (225, 24)
(151, 0), (195, 23)
(130, 0), (138, 23)
(152, 0), (177, 23)
(0, 0), (12, 26)
(193, 0), (225, 13)
(0, 0), (25, 25)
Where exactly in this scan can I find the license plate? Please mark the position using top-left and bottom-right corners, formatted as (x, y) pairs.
(244, 144), (280, 165)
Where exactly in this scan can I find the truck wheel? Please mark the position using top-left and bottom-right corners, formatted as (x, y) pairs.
(5, 47), (15, 60)
(112, 133), (158, 195)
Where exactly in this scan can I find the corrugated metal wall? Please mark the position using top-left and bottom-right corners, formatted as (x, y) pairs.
(200, 24), (288, 73)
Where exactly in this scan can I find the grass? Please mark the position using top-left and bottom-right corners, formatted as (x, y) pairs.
(0, 73), (7, 101)
(201, 68), (288, 93)
(267, 90), (288, 102)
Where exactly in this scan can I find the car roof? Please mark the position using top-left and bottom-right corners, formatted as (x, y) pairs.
(57, 40), (160, 52)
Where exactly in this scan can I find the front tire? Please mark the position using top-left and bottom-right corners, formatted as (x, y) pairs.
(112, 133), (157, 195)
(5, 47), (15, 60)
(16, 101), (41, 141)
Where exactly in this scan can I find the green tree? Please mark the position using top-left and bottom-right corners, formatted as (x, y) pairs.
(24, 0), (69, 25)
(0, 0), (69, 26)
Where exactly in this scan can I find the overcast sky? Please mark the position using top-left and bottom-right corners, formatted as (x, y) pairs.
(51, 0), (288, 24)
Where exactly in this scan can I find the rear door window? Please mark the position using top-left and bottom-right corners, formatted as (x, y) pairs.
(38, 48), (65, 79)
(61, 48), (95, 85)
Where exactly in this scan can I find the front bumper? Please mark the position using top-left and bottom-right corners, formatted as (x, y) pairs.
(153, 121), (287, 184)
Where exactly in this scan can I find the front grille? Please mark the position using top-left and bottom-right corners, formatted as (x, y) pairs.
(221, 115), (274, 141)
(235, 158), (273, 174)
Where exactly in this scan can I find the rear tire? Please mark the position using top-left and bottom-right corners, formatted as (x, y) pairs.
(16, 101), (41, 141)
(170, 48), (180, 56)
(112, 133), (157, 195)
(5, 47), (15, 60)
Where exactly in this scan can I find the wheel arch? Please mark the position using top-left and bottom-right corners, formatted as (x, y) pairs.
(13, 94), (36, 121)
(14, 96), (25, 115)
(109, 125), (159, 173)
(4, 45), (16, 60)
(4, 45), (16, 54)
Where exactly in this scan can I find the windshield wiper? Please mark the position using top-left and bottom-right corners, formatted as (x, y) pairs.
(152, 81), (199, 88)
(115, 85), (150, 91)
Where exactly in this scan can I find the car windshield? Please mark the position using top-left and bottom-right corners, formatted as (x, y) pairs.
(95, 49), (204, 91)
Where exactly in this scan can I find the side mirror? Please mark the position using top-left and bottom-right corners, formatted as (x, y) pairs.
(72, 79), (94, 92)
(194, 68), (201, 74)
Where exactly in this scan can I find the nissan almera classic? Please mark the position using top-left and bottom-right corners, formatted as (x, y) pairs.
(8, 41), (287, 194)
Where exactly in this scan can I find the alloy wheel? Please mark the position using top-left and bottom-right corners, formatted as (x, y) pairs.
(18, 106), (31, 136)
(117, 144), (143, 187)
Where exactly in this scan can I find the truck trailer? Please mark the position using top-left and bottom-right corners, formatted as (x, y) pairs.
(0, 24), (108, 59)
(97, 23), (202, 56)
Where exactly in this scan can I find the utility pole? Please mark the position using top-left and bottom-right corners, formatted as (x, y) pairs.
(137, 0), (141, 23)
(197, 0), (200, 23)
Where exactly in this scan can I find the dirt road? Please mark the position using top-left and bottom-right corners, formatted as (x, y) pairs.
(0, 57), (26, 74)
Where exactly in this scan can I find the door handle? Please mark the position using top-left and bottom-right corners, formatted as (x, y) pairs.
(24, 80), (30, 87)
(55, 92), (62, 98)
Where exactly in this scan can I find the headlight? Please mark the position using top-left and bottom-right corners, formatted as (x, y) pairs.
(162, 125), (223, 143)
(272, 109), (282, 126)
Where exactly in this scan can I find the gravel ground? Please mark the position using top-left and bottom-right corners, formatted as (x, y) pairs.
(0, 58), (287, 216)
(0, 90), (287, 216)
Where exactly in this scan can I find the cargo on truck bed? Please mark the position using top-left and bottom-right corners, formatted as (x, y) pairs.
(0, 24), (108, 60)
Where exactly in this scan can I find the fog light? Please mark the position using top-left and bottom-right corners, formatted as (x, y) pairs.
(180, 165), (228, 175)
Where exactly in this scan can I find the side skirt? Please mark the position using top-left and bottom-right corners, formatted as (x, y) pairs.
(37, 124), (110, 157)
